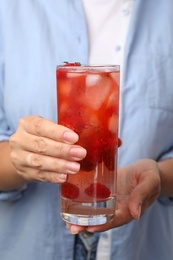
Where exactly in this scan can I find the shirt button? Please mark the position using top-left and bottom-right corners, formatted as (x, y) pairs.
(115, 45), (121, 52)
(122, 8), (130, 16)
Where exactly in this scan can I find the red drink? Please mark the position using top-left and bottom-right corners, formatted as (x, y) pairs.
(56, 65), (120, 225)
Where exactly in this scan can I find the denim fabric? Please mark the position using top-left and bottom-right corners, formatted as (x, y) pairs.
(74, 232), (100, 260)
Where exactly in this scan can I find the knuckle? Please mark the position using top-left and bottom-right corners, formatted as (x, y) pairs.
(36, 170), (47, 182)
(49, 174), (57, 183)
(18, 117), (25, 127)
(34, 137), (47, 154)
(18, 117), (29, 130)
(34, 117), (43, 135)
(10, 151), (18, 167)
(55, 143), (68, 157)
(56, 144), (63, 154)
(9, 132), (21, 147)
(58, 173), (67, 182)
(17, 169), (31, 182)
(49, 173), (66, 183)
(49, 128), (57, 139)
(29, 153), (42, 168)
(52, 159), (66, 173)
(10, 150), (16, 161)
(9, 134), (16, 147)
(49, 159), (58, 172)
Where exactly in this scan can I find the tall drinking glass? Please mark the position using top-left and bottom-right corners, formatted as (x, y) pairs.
(56, 65), (120, 226)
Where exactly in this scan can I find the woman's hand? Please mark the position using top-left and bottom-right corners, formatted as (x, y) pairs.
(66, 159), (161, 234)
(9, 116), (87, 184)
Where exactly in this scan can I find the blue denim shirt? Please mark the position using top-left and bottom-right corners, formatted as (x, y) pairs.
(0, 0), (173, 260)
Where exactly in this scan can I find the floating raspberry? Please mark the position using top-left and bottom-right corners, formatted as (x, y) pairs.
(80, 159), (96, 172)
(85, 183), (110, 199)
(61, 182), (79, 199)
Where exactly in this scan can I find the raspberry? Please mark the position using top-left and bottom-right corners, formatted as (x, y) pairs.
(56, 61), (81, 79)
(85, 183), (110, 199)
(61, 182), (79, 199)
(63, 61), (81, 66)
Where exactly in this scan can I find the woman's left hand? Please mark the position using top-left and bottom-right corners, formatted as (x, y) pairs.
(66, 159), (161, 234)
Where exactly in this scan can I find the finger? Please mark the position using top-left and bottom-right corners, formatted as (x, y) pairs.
(66, 205), (133, 234)
(67, 224), (87, 235)
(15, 132), (87, 160)
(128, 176), (160, 219)
(11, 149), (82, 174)
(19, 116), (79, 144)
(86, 207), (133, 233)
(17, 166), (68, 183)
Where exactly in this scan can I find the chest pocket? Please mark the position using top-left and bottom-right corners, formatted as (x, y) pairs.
(148, 44), (173, 113)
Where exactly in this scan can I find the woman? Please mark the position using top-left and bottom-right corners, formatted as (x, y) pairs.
(0, 0), (173, 259)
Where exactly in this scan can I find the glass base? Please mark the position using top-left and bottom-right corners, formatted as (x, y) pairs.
(61, 212), (114, 226)
(61, 197), (116, 226)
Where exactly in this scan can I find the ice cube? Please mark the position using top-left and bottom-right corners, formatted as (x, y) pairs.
(58, 81), (72, 97)
(110, 71), (120, 85)
(107, 91), (119, 109)
(66, 72), (78, 78)
(86, 74), (101, 86)
(108, 115), (118, 133)
(85, 75), (112, 110)
(89, 114), (100, 127)
(59, 102), (69, 115)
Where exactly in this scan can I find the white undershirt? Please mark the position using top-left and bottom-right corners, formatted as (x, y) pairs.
(82, 0), (134, 66)
(81, 2), (134, 259)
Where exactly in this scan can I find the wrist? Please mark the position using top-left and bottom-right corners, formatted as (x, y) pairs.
(157, 158), (173, 197)
(0, 170), (29, 191)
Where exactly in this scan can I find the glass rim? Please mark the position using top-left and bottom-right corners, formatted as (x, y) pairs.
(56, 64), (120, 71)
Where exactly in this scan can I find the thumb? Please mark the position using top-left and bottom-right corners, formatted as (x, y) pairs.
(128, 174), (160, 220)
(128, 184), (147, 220)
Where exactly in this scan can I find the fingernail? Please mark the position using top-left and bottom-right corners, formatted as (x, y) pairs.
(63, 131), (79, 143)
(66, 161), (80, 173)
(54, 173), (67, 183)
(69, 146), (87, 159)
(70, 228), (79, 235)
(59, 174), (67, 181)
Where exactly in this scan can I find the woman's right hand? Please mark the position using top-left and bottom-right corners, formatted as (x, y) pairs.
(9, 116), (87, 184)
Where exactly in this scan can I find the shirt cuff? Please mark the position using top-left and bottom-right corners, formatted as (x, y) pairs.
(0, 185), (27, 201)
(159, 150), (173, 162)
(158, 196), (173, 206)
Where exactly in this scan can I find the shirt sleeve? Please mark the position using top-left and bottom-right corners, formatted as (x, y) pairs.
(159, 148), (173, 162)
(0, 14), (27, 201)
(0, 9), (13, 142)
(0, 71), (26, 201)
